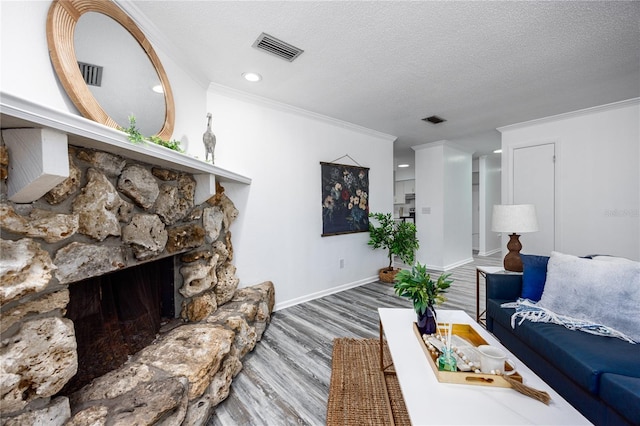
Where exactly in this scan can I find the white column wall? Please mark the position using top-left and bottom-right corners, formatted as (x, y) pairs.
(414, 143), (445, 269)
(478, 154), (502, 256)
(207, 85), (396, 309)
(443, 144), (473, 268)
(499, 99), (639, 261)
(413, 141), (473, 270)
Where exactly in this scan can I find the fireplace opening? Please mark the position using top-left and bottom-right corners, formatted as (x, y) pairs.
(59, 256), (176, 395)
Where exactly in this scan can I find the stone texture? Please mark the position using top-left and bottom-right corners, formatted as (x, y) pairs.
(210, 281), (275, 340)
(154, 175), (195, 226)
(72, 168), (130, 241)
(0, 317), (77, 414)
(135, 324), (234, 400)
(110, 377), (188, 426)
(152, 167), (178, 181)
(45, 154), (81, 204)
(70, 377), (188, 426)
(65, 405), (108, 426)
(180, 249), (212, 263)
(122, 213), (168, 260)
(117, 164), (159, 210)
(166, 224), (206, 253)
(217, 194), (239, 230)
(71, 363), (155, 405)
(0, 238), (55, 305)
(154, 184), (188, 225)
(54, 242), (125, 285)
(203, 206), (224, 242)
(0, 144), (8, 180)
(207, 354), (242, 406)
(223, 316), (257, 358)
(1, 396), (71, 426)
(0, 204), (79, 243)
(179, 256), (218, 298)
(214, 261), (239, 305)
(212, 241), (230, 267)
(181, 290), (218, 322)
(177, 174), (196, 200)
(77, 149), (126, 177)
(184, 354), (242, 425)
(224, 231), (234, 261)
(1, 289), (69, 334)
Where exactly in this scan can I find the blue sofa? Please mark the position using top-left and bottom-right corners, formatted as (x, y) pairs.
(486, 273), (640, 425)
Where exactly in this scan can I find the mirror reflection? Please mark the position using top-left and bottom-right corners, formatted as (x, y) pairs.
(74, 12), (165, 136)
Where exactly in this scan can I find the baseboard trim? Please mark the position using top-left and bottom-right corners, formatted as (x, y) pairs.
(424, 257), (475, 272)
(477, 248), (501, 257)
(274, 275), (379, 311)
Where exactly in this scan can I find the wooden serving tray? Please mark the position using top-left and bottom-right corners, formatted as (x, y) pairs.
(413, 322), (523, 387)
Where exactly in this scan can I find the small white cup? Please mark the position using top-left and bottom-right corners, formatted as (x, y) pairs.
(477, 345), (517, 375)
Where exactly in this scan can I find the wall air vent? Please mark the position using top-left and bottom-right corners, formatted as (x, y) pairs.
(422, 115), (446, 124)
(252, 33), (304, 62)
(78, 62), (103, 87)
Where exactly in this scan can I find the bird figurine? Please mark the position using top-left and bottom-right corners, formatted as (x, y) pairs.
(203, 113), (216, 163)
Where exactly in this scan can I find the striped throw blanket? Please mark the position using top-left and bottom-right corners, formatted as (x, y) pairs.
(501, 299), (637, 344)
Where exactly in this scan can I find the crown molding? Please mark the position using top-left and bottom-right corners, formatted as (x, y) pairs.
(208, 83), (397, 143)
(497, 98), (640, 133)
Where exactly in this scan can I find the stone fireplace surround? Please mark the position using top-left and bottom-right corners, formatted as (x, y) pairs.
(0, 138), (274, 425)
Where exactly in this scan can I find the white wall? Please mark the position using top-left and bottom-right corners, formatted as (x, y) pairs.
(499, 99), (640, 261)
(413, 141), (473, 270)
(443, 144), (473, 268)
(0, 1), (206, 147)
(1, 2), (396, 309)
(207, 85), (395, 309)
(478, 154), (502, 256)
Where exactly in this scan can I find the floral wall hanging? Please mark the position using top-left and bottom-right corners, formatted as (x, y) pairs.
(321, 161), (370, 236)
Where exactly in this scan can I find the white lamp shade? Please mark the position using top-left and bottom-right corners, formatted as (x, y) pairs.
(491, 204), (539, 233)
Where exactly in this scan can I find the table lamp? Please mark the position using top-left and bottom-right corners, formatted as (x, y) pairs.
(491, 204), (539, 272)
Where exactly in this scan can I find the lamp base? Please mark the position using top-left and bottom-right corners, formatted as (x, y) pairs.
(504, 233), (523, 272)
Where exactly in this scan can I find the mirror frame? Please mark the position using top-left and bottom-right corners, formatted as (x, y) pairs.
(47, 0), (175, 140)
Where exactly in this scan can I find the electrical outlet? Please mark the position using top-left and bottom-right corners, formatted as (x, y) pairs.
(339, 259), (345, 269)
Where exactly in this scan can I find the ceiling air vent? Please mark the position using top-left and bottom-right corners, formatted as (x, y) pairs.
(422, 115), (446, 124)
(78, 62), (103, 87)
(252, 33), (304, 62)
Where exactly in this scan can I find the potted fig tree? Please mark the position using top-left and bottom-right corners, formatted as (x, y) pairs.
(368, 212), (419, 283)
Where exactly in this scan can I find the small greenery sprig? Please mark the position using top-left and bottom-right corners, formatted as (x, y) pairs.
(120, 115), (184, 153)
(393, 263), (453, 314)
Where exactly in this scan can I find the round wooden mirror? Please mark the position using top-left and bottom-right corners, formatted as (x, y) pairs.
(47, 0), (175, 140)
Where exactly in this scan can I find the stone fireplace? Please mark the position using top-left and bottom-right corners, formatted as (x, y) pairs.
(0, 135), (274, 425)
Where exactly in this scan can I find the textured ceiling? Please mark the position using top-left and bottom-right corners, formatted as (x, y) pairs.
(126, 1), (640, 162)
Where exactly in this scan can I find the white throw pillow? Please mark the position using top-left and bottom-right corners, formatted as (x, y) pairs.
(538, 251), (640, 342)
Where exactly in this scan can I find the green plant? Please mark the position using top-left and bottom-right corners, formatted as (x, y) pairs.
(121, 115), (145, 144)
(148, 135), (184, 153)
(393, 263), (453, 314)
(368, 212), (419, 271)
(120, 115), (184, 152)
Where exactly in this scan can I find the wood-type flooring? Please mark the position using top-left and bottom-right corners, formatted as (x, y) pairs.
(208, 253), (502, 425)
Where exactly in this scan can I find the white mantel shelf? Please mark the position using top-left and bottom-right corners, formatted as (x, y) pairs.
(0, 92), (251, 185)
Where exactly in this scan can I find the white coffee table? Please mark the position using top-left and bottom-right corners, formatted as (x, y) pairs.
(378, 308), (591, 425)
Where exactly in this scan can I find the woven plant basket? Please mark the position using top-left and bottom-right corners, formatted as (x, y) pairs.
(379, 267), (400, 283)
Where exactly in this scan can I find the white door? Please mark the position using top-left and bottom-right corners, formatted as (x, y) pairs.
(513, 143), (555, 255)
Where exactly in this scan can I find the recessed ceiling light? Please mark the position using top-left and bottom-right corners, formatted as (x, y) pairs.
(398, 164), (410, 168)
(493, 149), (502, 154)
(152, 84), (164, 94)
(242, 72), (262, 82)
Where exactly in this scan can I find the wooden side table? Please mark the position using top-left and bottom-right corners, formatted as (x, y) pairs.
(475, 266), (504, 325)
